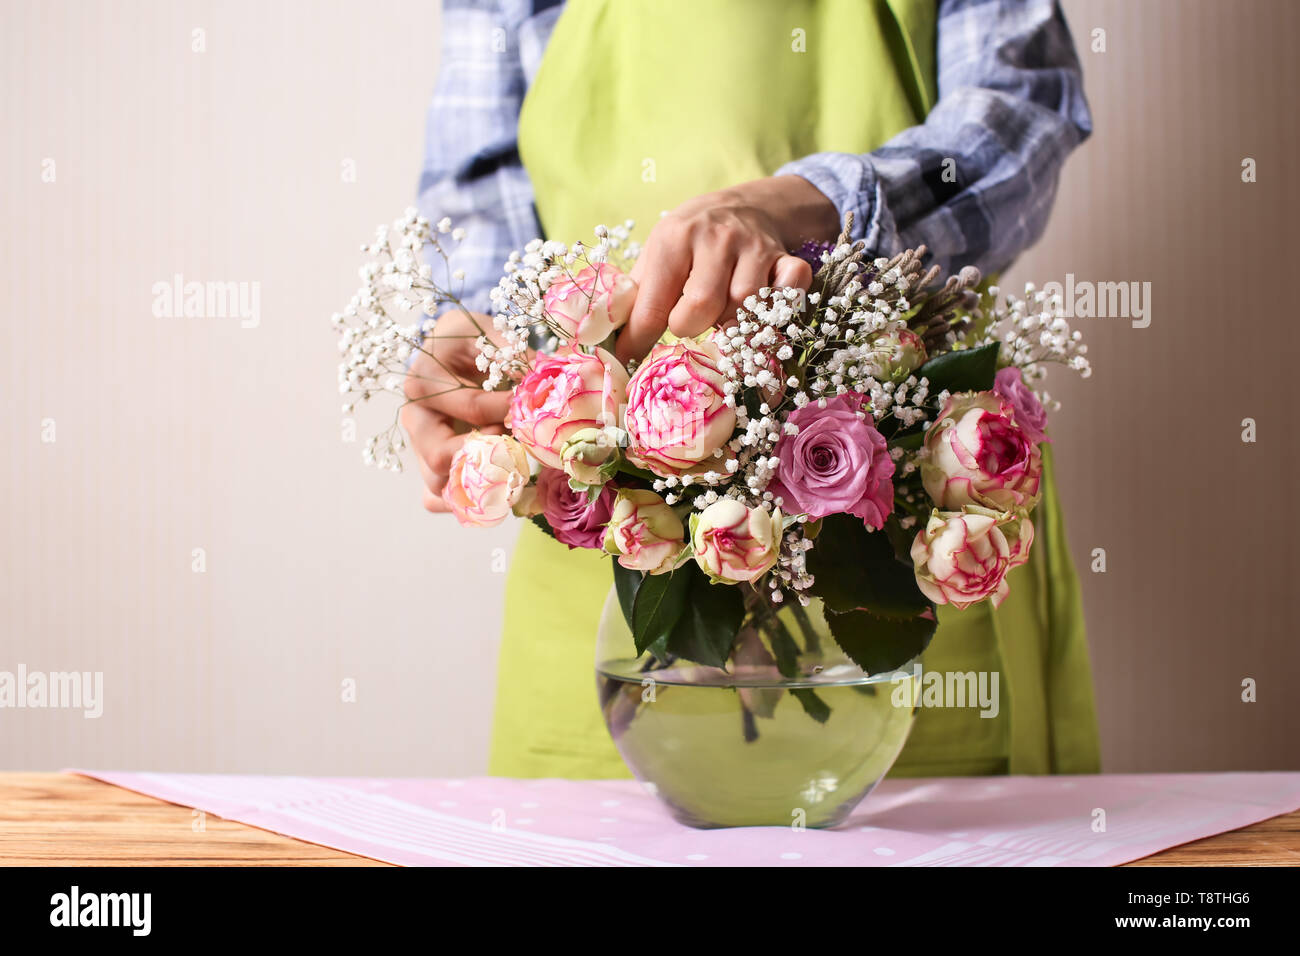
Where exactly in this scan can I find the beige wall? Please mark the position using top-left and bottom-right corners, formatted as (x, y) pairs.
(1, 0), (1295, 776)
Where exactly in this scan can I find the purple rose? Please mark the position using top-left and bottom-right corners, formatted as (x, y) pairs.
(767, 392), (895, 528)
(537, 468), (616, 549)
(993, 367), (1049, 444)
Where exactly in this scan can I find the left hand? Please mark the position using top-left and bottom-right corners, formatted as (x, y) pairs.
(616, 175), (840, 364)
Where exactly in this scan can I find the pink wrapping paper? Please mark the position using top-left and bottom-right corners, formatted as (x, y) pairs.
(72, 770), (1300, 867)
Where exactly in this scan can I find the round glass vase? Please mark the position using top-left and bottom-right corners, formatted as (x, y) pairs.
(595, 587), (920, 829)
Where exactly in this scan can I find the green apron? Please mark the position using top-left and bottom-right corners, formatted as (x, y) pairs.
(492, 0), (1100, 778)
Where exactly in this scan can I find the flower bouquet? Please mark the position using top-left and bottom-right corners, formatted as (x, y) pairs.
(335, 210), (1090, 826)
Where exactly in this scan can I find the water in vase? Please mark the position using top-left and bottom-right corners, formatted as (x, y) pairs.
(596, 663), (918, 829)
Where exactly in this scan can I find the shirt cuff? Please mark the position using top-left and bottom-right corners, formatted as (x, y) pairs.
(775, 152), (883, 250)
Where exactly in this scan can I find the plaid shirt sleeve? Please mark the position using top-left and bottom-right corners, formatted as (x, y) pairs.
(415, 0), (557, 318)
(777, 0), (1092, 277)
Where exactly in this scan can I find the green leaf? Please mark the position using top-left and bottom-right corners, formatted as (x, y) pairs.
(631, 568), (691, 656)
(766, 625), (801, 679)
(613, 460), (658, 482)
(823, 605), (937, 675)
(805, 513), (930, 620)
(530, 514), (558, 541)
(791, 688), (831, 724)
(665, 571), (746, 669)
(611, 558), (642, 632)
(890, 430), (926, 452)
(915, 341), (1000, 395)
(881, 514), (919, 563)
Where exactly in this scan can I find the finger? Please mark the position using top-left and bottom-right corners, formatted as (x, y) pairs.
(439, 387), (512, 427)
(418, 422), (504, 514)
(400, 401), (456, 477)
(619, 238), (691, 364)
(403, 351), (472, 401)
(409, 386), (511, 428)
(414, 441), (453, 513)
(667, 252), (736, 340)
(772, 254), (813, 292)
(728, 250), (782, 314)
(415, 454), (440, 495)
(427, 431), (470, 483)
(422, 488), (453, 514)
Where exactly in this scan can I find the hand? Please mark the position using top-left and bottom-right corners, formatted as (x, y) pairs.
(400, 309), (511, 513)
(616, 175), (840, 364)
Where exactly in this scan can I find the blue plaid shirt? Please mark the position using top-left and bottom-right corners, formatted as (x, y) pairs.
(418, 0), (1091, 315)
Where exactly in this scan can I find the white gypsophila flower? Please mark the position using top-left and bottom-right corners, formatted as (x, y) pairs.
(970, 282), (1093, 405)
(335, 212), (519, 471)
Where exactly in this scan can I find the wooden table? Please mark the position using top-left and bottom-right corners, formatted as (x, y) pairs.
(1, 772), (1297, 866)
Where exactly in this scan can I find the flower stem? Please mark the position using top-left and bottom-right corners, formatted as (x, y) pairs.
(787, 601), (822, 656)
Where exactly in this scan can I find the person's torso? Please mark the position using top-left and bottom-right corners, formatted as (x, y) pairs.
(517, 0), (937, 245)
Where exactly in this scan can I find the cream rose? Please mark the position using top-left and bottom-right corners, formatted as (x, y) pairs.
(543, 263), (637, 347)
(506, 346), (629, 470)
(909, 506), (1034, 610)
(445, 433), (531, 528)
(690, 499), (781, 584)
(602, 489), (686, 575)
(624, 336), (736, 478)
(921, 391), (1042, 511)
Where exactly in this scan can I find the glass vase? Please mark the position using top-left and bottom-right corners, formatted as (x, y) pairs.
(595, 587), (919, 829)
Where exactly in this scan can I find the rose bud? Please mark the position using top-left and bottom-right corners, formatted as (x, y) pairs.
(543, 263), (637, 347)
(560, 426), (623, 487)
(445, 433), (531, 528)
(690, 499), (782, 585)
(862, 327), (927, 382)
(909, 506), (1033, 610)
(602, 489), (686, 575)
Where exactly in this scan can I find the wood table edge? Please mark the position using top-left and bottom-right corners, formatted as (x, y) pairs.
(2, 772), (1297, 867)
(0, 772), (391, 867)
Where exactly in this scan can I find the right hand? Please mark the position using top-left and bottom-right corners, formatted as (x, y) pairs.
(400, 309), (511, 513)
(614, 176), (830, 364)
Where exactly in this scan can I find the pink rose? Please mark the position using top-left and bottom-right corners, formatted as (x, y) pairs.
(445, 433), (531, 528)
(993, 366), (1050, 444)
(910, 507), (1034, 610)
(690, 499), (782, 584)
(507, 346), (629, 470)
(537, 467), (617, 549)
(602, 489), (685, 575)
(921, 392), (1042, 511)
(543, 264), (637, 347)
(625, 337), (736, 478)
(766, 392), (894, 527)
